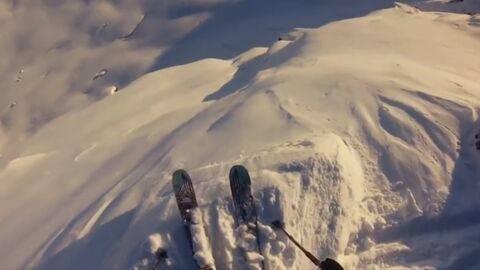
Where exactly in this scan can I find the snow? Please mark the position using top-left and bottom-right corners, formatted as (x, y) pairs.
(1, 0), (480, 269)
(190, 208), (216, 269)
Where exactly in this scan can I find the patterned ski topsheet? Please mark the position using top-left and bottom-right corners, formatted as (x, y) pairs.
(229, 165), (258, 226)
(229, 165), (265, 270)
(172, 169), (214, 270)
(172, 169), (198, 221)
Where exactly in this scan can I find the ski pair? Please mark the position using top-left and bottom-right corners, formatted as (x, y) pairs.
(172, 165), (264, 270)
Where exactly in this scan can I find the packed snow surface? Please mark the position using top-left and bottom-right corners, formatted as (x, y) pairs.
(1, 0), (480, 269)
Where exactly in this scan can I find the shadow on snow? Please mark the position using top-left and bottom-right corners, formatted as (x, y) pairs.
(143, 0), (396, 101)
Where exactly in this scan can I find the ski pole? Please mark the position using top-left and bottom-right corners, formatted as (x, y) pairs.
(271, 220), (322, 267)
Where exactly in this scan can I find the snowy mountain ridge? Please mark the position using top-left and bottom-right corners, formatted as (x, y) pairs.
(1, 0), (480, 269)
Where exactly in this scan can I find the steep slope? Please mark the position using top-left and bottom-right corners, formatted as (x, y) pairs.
(0, 0), (392, 157)
(0, 1), (480, 270)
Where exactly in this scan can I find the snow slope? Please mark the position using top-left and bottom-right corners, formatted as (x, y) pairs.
(1, 1), (480, 269)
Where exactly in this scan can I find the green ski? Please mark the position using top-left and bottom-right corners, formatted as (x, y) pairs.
(172, 169), (215, 270)
(229, 165), (265, 270)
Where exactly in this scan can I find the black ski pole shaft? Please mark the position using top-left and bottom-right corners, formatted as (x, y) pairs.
(278, 226), (322, 267)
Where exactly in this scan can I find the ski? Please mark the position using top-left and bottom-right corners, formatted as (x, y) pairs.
(229, 165), (265, 270)
(172, 169), (215, 270)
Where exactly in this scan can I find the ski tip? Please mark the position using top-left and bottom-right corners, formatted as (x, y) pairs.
(229, 165), (250, 181)
(172, 169), (191, 182)
(172, 169), (192, 191)
(172, 169), (188, 177)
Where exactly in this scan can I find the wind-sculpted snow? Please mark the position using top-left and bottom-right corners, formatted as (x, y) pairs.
(1, 1), (480, 270)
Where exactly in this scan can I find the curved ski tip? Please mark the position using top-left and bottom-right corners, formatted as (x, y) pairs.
(230, 164), (248, 173)
(172, 169), (188, 177)
(229, 165), (247, 177)
(172, 169), (191, 184)
(229, 165), (251, 184)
